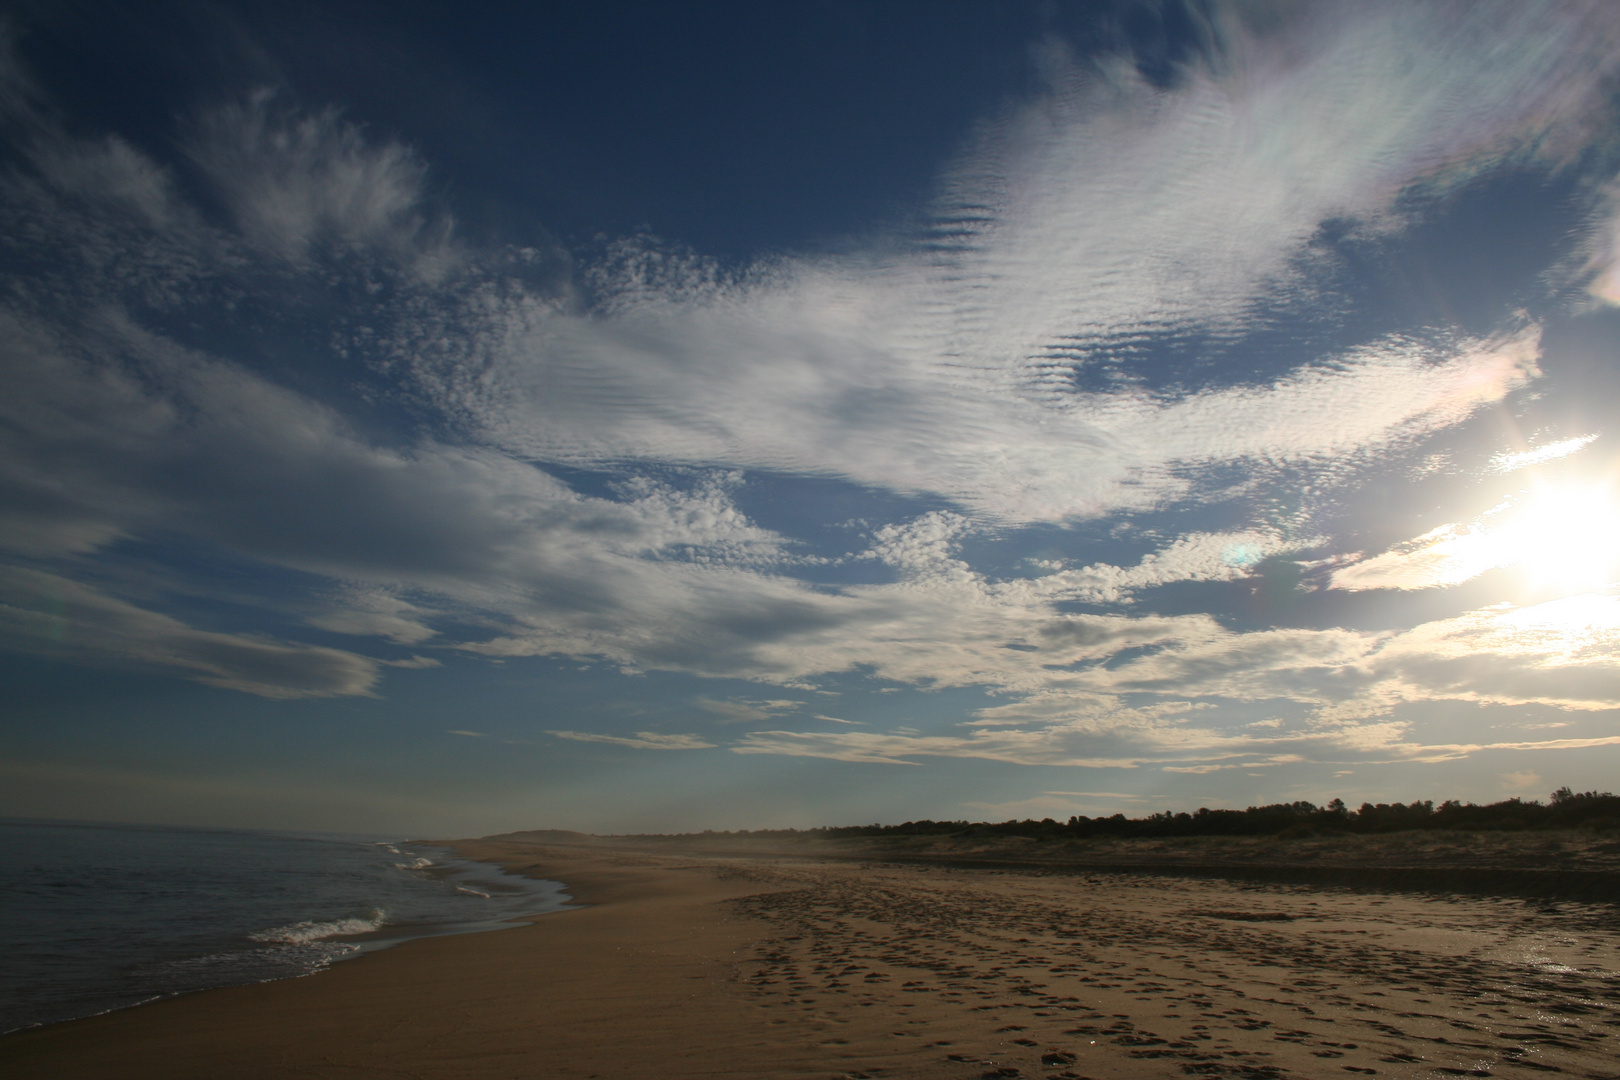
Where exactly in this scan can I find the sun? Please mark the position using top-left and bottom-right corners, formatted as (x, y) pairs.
(1486, 484), (1620, 595)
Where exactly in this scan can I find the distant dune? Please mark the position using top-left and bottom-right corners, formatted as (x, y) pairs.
(570, 827), (1620, 902)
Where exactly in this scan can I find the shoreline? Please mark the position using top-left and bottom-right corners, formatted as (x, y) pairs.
(0, 837), (569, 1038)
(0, 842), (789, 1079)
(4, 836), (1618, 1079)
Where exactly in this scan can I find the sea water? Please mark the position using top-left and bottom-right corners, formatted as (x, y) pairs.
(0, 818), (570, 1034)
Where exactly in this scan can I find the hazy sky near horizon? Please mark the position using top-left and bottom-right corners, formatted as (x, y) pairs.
(4, 0), (1620, 836)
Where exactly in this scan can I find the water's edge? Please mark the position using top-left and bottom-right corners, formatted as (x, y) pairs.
(0, 822), (572, 1035)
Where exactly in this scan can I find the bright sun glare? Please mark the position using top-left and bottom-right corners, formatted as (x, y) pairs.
(1485, 486), (1620, 595)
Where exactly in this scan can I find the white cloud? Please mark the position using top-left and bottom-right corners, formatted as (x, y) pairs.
(923, 589), (1620, 767)
(401, 2), (1605, 524)
(1345, 591), (1620, 716)
(865, 512), (975, 579)
(1330, 522), (1495, 593)
(695, 697), (803, 724)
(1490, 435), (1599, 473)
(547, 730), (716, 750)
(1066, 624), (1378, 702)
(1120, 328), (1541, 475)
(1015, 529), (1308, 605)
(306, 587), (439, 645)
(380, 655), (440, 669)
(435, 261), (1542, 533)
(1331, 484), (1620, 593)
(968, 691), (1217, 735)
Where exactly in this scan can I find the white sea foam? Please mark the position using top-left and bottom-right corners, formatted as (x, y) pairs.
(394, 856), (434, 871)
(454, 885), (491, 899)
(248, 908), (387, 945)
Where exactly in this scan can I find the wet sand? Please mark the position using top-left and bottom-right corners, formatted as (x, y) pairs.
(4, 836), (1619, 1079)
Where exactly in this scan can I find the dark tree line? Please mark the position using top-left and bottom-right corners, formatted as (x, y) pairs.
(696, 787), (1619, 841)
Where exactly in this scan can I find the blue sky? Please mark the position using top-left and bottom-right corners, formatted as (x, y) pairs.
(4, 1), (1620, 836)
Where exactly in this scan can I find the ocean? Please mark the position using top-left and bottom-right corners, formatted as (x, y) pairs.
(0, 818), (570, 1034)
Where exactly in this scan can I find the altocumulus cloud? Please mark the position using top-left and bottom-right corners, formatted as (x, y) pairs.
(1, 3), (1620, 778)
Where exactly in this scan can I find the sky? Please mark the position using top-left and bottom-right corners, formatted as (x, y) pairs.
(3, 0), (1620, 837)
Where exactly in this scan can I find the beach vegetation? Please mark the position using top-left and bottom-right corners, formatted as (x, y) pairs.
(684, 787), (1620, 842)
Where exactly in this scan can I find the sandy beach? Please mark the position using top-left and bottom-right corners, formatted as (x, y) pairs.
(3, 834), (1619, 1079)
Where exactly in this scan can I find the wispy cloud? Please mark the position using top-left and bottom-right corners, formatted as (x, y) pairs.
(731, 725), (1186, 769)
(1490, 435), (1599, 473)
(184, 91), (453, 269)
(1583, 179), (1620, 306)
(380, 655), (440, 669)
(695, 697), (803, 724)
(0, 567), (381, 698)
(305, 587), (440, 646)
(1162, 755), (1304, 775)
(547, 730), (716, 750)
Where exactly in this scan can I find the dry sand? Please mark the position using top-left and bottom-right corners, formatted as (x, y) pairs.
(3, 835), (1619, 1079)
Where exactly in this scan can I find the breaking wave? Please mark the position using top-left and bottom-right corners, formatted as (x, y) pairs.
(249, 908), (388, 945)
